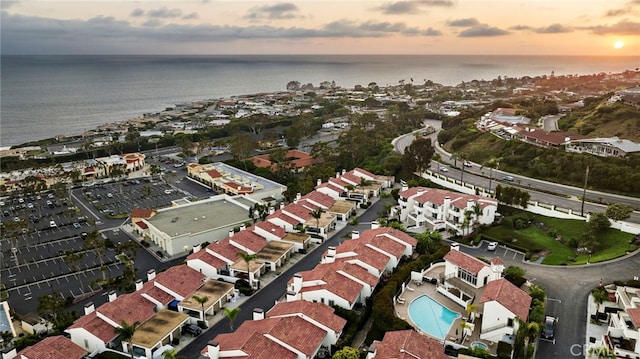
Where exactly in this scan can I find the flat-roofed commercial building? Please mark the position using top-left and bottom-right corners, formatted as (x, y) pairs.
(134, 194), (258, 256)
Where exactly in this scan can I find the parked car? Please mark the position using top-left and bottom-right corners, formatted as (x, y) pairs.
(72, 222), (81, 229)
(542, 315), (557, 341)
(487, 242), (498, 251)
(502, 175), (515, 182)
(183, 324), (202, 336)
(49, 220), (57, 228)
(463, 161), (473, 168)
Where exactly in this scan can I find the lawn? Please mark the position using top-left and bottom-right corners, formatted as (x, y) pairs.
(481, 211), (636, 265)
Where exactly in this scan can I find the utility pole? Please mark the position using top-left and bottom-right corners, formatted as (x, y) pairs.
(581, 165), (590, 217)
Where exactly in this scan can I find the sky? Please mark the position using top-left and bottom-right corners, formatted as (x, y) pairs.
(1, 0), (639, 55)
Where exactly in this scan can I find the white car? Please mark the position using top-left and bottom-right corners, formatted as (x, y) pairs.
(487, 242), (498, 251)
(439, 167), (449, 172)
(49, 220), (57, 228)
(107, 193), (113, 198)
(463, 161), (473, 168)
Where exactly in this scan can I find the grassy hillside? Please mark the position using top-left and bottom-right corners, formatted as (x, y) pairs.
(557, 99), (640, 142)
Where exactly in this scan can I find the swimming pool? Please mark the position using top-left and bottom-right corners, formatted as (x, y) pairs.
(408, 295), (460, 340)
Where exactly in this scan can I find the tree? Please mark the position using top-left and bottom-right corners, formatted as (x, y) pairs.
(588, 212), (611, 233)
(310, 207), (323, 237)
(237, 251), (259, 287)
(504, 265), (526, 286)
(401, 137), (435, 176)
(114, 320), (140, 359)
(414, 231), (441, 254)
(605, 203), (633, 222)
(193, 295), (210, 325)
(592, 288), (608, 314)
(63, 249), (85, 285)
(332, 346), (359, 359)
(84, 230), (107, 281)
(38, 293), (77, 331)
(161, 347), (186, 359)
(229, 132), (254, 169)
(222, 307), (241, 331)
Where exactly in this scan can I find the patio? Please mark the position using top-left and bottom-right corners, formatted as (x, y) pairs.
(394, 265), (497, 355)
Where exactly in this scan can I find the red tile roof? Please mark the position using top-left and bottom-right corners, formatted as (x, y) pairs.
(627, 308), (640, 328)
(229, 227), (267, 253)
(371, 329), (449, 359)
(302, 191), (336, 208)
(480, 278), (532, 320)
(154, 265), (206, 297)
(186, 248), (228, 269)
(207, 238), (241, 263)
(217, 316), (325, 357)
(299, 266), (363, 305)
(141, 281), (174, 305)
(490, 257), (504, 265)
(267, 301), (347, 333)
(214, 331), (296, 359)
(206, 169), (222, 178)
(444, 249), (488, 275)
(366, 227), (418, 247)
(267, 209), (300, 226)
(67, 312), (118, 343)
(283, 202), (313, 221)
(131, 208), (155, 218)
(135, 221), (148, 230)
(254, 221), (286, 239)
(98, 293), (156, 326)
(18, 335), (88, 359)
(352, 167), (377, 179)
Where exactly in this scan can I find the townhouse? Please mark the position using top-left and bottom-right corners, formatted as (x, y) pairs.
(366, 329), (449, 359)
(601, 286), (640, 358)
(66, 265), (234, 359)
(3, 335), (87, 359)
(202, 301), (346, 359)
(395, 186), (498, 235)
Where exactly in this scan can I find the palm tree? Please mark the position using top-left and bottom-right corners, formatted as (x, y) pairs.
(465, 303), (478, 320)
(114, 320), (140, 359)
(84, 231), (107, 281)
(222, 307), (241, 331)
(472, 202), (483, 233)
(592, 288), (608, 315)
(161, 347), (186, 359)
(458, 320), (471, 343)
(523, 321), (541, 354)
(63, 249), (85, 286)
(237, 251), (259, 287)
(193, 295), (210, 325)
(310, 207), (323, 237)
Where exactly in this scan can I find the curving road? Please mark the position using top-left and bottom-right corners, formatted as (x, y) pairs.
(393, 121), (640, 223)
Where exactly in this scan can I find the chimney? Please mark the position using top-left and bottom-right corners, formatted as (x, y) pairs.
(336, 172), (340, 179)
(351, 230), (360, 239)
(400, 180), (408, 192)
(286, 290), (298, 302)
(296, 193), (302, 201)
(269, 207), (275, 215)
(342, 169), (346, 175)
(229, 230), (235, 238)
(147, 269), (156, 281)
(327, 246), (336, 257)
(371, 221), (380, 230)
(240, 225), (246, 231)
(317, 178), (322, 186)
(292, 273), (303, 292)
(1, 347), (17, 359)
(280, 202), (285, 209)
(193, 243), (201, 253)
(84, 302), (95, 315)
(207, 341), (220, 359)
(135, 279), (144, 291)
(253, 308), (265, 320)
(467, 199), (474, 210)
(108, 290), (117, 302)
(450, 242), (460, 251)
(417, 188), (426, 196)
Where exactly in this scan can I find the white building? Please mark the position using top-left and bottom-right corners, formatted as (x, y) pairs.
(601, 286), (640, 357)
(565, 137), (640, 158)
(395, 186), (498, 235)
(479, 278), (532, 343)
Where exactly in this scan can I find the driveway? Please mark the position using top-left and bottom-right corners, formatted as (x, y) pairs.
(461, 240), (640, 359)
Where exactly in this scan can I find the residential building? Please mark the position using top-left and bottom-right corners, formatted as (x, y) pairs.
(479, 278), (532, 343)
(66, 265), (232, 359)
(251, 149), (319, 173)
(565, 137), (640, 157)
(203, 302), (346, 359)
(602, 286), (640, 358)
(366, 329), (449, 359)
(395, 187), (498, 235)
(5, 335), (87, 359)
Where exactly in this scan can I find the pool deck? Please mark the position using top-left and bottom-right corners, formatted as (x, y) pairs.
(394, 266), (497, 355)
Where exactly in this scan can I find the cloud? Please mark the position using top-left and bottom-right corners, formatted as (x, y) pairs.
(376, 0), (454, 15)
(582, 19), (640, 35)
(1, 1), (19, 10)
(183, 12), (199, 20)
(459, 25), (509, 37)
(604, 8), (627, 17)
(146, 7), (182, 19)
(0, 11), (445, 54)
(244, 2), (302, 21)
(447, 18), (480, 27)
(508, 24), (573, 33)
(130, 8), (145, 17)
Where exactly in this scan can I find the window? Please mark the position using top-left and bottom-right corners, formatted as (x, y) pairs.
(457, 268), (477, 286)
(328, 300), (335, 306)
(507, 318), (514, 327)
(84, 339), (89, 349)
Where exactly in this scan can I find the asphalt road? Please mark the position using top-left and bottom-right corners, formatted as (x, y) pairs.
(178, 197), (393, 358)
(393, 123), (640, 223)
(460, 240), (640, 359)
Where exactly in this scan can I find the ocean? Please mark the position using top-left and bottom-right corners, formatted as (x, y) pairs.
(1, 54), (638, 147)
